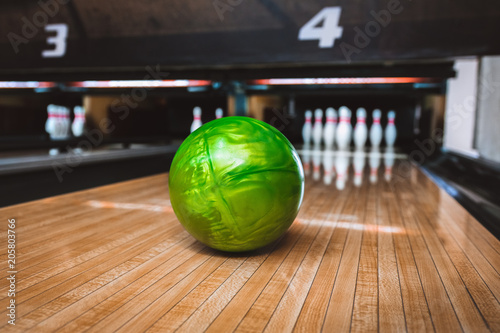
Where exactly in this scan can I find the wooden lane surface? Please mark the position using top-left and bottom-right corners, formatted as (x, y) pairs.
(0, 158), (499, 332)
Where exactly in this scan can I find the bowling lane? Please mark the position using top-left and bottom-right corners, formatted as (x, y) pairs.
(0, 152), (499, 332)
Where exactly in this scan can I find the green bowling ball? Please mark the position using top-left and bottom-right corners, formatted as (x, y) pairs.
(169, 116), (304, 252)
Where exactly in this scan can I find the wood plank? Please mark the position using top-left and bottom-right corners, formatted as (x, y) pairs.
(322, 183), (368, 331)
(264, 184), (352, 333)
(55, 239), (205, 332)
(23, 237), (199, 331)
(351, 181), (378, 333)
(393, 174), (464, 333)
(376, 181), (406, 332)
(385, 180), (434, 332)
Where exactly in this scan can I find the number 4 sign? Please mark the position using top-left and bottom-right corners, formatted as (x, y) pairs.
(298, 7), (343, 48)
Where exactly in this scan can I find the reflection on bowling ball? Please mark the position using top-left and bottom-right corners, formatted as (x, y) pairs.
(169, 116), (304, 252)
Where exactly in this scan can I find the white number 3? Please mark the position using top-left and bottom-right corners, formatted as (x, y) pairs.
(42, 23), (68, 58)
(298, 7), (343, 48)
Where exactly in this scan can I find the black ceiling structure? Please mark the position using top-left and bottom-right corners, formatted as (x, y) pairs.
(0, 0), (498, 80)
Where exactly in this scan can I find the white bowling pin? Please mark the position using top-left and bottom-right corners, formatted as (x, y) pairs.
(54, 106), (63, 139)
(60, 106), (68, 139)
(191, 107), (202, 133)
(369, 147), (381, 184)
(312, 109), (323, 146)
(353, 108), (368, 150)
(335, 106), (352, 150)
(63, 107), (71, 139)
(312, 146), (322, 181)
(353, 150), (366, 187)
(323, 150), (335, 185)
(335, 150), (349, 190)
(385, 110), (397, 147)
(215, 108), (223, 119)
(45, 104), (56, 139)
(384, 147), (395, 181)
(72, 106), (86, 137)
(302, 110), (313, 145)
(347, 108), (353, 147)
(369, 109), (383, 148)
(323, 107), (337, 149)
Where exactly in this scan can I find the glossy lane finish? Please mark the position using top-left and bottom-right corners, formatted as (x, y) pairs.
(0, 154), (499, 332)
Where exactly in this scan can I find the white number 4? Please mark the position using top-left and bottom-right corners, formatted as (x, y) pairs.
(42, 23), (68, 58)
(298, 7), (343, 48)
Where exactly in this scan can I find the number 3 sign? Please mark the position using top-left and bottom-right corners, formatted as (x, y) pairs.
(42, 23), (68, 58)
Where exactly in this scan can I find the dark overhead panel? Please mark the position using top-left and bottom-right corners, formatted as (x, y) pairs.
(0, 0), (498, 80)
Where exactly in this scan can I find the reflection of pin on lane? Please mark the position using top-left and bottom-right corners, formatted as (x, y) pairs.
(335, 150), (349, 190)
(312, 147), (322, 181)
(301, 144), (312, 176)
(369, 147), (381, 184)
(322, 149), (334, 185)
(384, 147), (395, 181)
(353, 150), (366, 187)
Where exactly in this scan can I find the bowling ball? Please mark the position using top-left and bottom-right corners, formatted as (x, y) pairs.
(169, 116), (304, 252)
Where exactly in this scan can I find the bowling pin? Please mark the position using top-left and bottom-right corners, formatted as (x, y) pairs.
(215, 108), (223, 119)
(353, 150), (366, 187)
(323, 149), (335, 185)
(45, 104), (56, 139)
(63, 107), (71, 139)
(312, 146), (322, 181)
(323, 107), (337, 149)
(72, 106), (86, 137)
(302, 110), (313, 145)
(312, 109), (323, 146)
(54, 106), (63, 139)
(61, 106), (69, 139)
(369, 109), (383, 148)
(335, 106), (352, 150)
(385, 110), (397, 147)
(369, 147), (381, 184)
(335, 150), (349, 190)
(191, 106), (202, 133)
(353, 108), (368, 150)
